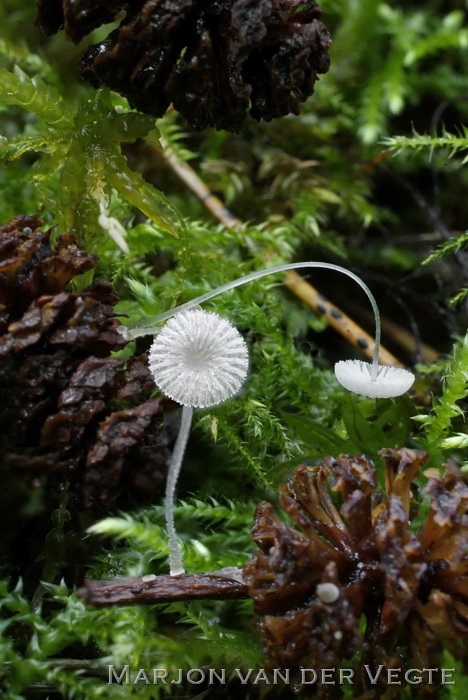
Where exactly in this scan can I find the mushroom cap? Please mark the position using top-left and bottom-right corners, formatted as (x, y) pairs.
(316, 582), (340, 604)
(148, 309), (249, 408)
(334, 360), (415, 398)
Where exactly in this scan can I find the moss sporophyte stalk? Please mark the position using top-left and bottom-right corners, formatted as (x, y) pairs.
(131, 262), (415, 575)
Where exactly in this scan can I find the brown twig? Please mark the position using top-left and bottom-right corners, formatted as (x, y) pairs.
(156, 134), (405, 367)
(78, 568), (248, 607)
(159, 134), (242, 230)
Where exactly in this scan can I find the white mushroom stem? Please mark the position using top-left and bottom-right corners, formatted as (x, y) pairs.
(127, 262), (382, 379)
(165, 405), (193, 576)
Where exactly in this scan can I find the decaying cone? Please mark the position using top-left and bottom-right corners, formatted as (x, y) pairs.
(243, 449), (468, 698)
(35, 0), (331, 132)
(0, 216), (177, 513)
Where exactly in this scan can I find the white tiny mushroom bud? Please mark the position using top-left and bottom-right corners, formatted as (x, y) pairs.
(334, 360), (415, 399)
(316, 582), (340, 604)
(142, 574), (156, 583)
(148, 309), (249, 408)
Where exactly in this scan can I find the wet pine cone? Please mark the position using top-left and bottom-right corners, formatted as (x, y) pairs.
(0, 216), (177, 513)
(35, 0), (331, 132)
(243, 449), (468, 698)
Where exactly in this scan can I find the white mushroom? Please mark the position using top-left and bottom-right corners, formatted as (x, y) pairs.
(316, 582), (340, 603)
(148, 309), (249, 576)
(148, 309), (249, 408)
(334, 360), (415, 398)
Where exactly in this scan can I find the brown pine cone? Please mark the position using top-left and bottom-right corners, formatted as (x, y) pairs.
(243, 449), (468, 697)
(35, 0), (331, 132)
(0, 216), (178, 513)
(36, 0), (126, 42)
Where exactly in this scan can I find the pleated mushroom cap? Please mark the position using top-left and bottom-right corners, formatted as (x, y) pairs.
(149, 309), (249, 408)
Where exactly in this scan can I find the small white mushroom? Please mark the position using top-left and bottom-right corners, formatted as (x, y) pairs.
(142, 574), (157, 583)
(316, 582), (340, 604)
(148, 308), (249, 576)
(148, 309), (249, 408)
(334, 360), (415, 398)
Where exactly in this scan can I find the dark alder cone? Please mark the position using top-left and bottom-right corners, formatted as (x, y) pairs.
(243, 449), (468, 698)
(35, 0), (331, 132)
(0, 217), (178, 513)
